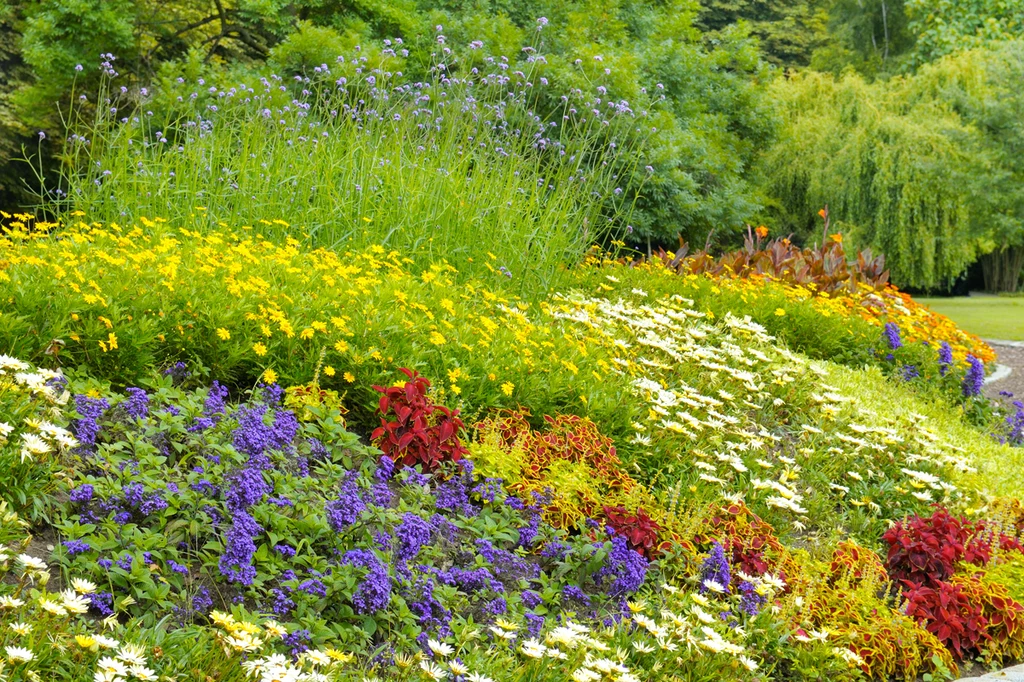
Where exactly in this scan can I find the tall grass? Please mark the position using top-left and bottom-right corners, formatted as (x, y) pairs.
(43, 46), (652, 293)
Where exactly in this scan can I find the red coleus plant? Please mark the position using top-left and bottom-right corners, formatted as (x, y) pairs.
(602, 505), (662, 560)
(903, 580), (989, 661)
(371, 368), (467, 471)
(883, 508), (990, 588)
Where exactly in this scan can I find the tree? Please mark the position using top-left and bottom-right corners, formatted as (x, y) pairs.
(902, 42), (1024, 291)
(809, 0), (915, 77)
(754, 70), (987, 289)
(696, 0), (830, 67)
(905, 0), (1024, 67)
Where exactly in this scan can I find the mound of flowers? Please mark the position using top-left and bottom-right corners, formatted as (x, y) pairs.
(1, 212), (1024, 680)
(652, 219), (995, 364)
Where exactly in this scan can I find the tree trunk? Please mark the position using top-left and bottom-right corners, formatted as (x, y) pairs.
(980, 245), (1024, 293)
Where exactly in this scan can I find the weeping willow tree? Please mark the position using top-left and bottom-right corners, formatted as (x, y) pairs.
(755, 69), (984, 289)
(901, 41), (1024, 292)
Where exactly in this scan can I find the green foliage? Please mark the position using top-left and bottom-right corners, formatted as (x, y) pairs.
(696, 0), (830, 67)
(754, 69), (985, 288)
(808, 0), (915, 77)
(905, 0), (1024, 66)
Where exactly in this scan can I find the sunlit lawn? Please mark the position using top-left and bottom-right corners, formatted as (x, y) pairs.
(917, 296), (1024, 341)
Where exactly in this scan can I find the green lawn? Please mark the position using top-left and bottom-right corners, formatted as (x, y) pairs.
(916, 296), (1024, 341)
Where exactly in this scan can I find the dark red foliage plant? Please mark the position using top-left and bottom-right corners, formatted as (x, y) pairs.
(882, 508), (989, 588)
(903, 580), (989, 661)
(371, 368), (467, 471)
(602, 505), (662, 560)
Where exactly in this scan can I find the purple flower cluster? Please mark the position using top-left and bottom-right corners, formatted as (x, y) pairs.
(162, 361), (190, 385)
(282, 629), (311, 659)
(63, 539), (92, 555)
(88, 591), (114, 616)
(123, 387), (150, 419)
(699, 542), (731, 593)
(343, 549), (391, 614)
(963, 355), (985, 397)
(73, 395), (110, 452)
(375, 455), (395, 481)
(472, 478), (504, 503)
(395, 513), (431, 561)
(883, 322), (903, 350)
(738, 580), (766, 616)
(326, 474), (365, 531)
(218, 511), (262, 585)
(231, 404), (299, 458)
(69, 484), (94, 503)
(407, 577), (451, 634)
(562, 584), (591, 606)
(593, 535), (648, 597)
(938, 342), (953, 376)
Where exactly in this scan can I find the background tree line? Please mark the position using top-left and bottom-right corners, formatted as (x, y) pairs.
(1, 0), (1022, 290)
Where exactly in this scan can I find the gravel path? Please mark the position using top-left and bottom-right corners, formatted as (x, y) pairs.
(984, 341), (1024, 403)
(955, 662), (1024, 681)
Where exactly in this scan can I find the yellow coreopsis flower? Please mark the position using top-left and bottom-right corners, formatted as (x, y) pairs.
(300, 328), (315, 340)
(429, 331), (446, 346)
(262, 368), (278, 384)
(253, 343), (267, 357)
(324, 366), (335, 377)
(216, 328), (230, 340)
(501, 382), (515, 396)
(774, 308), (786, 317)
(343, 372), (355, 383)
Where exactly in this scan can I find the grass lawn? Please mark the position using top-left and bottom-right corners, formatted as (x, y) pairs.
(917, 295), (1024, 341)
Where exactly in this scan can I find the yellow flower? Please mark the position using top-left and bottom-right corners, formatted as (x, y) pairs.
(501, 382), (515, 396)
(99, 332), (118, 352)
(75, 635), (98, 651)
(343, 372), (355, 383)
(262, 368), (278, 385)
(334, 340), (349, 353)
(253, 343), (267, 357)
(300, 328), (315, 340)
(774, 308), (786, 317)
(324, 366), (335, 377)
(216, 328), (230, 340)
(429, 331), (447, 346)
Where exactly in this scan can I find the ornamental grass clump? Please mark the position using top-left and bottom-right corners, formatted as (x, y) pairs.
(47, 33), (652, 293)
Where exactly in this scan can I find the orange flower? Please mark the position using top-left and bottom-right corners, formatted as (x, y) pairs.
(829, 233), (843, 244)
(818, 208), (827, 219)
(755, 225), (769, 239)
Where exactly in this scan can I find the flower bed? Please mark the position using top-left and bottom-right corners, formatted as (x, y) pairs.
(1, 213), (1023, 681)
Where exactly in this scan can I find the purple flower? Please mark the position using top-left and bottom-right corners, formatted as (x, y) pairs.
(192, 586), (213, 613)
(204, 381), (229, 416)
(298, 579), (327, 597)
(395, 513), (431, 561)
(562, 584), (591, 606)
(901, 365), (920, 381)
(883, 322), (902, 350)
(270, 587), (295, 616)
(521, 590), (542, 609)
(218, 511), (262, 585)
(739, 580), (766, 616)
(525, 612), (544, 638)
(63, 539), (91, 556)
(274, 544), (296, 557)
(282, 629), (311, 659)
(123, 387), (149, 418)
(88, 591), (114, 616)
(938, 342), (953, 376)
(168, 560), (189, 575)
(73, 395), (109, 451)
(116, 554), (133, 571)
(343, 549), (391, 613)
(593, 535), (648, 597)
(70, 484), (94, 504)
(963, 355), (985, 397)
(699, 542), (730, 593)
(375, 455), (395, 481)
(326, 474), (365, 531)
